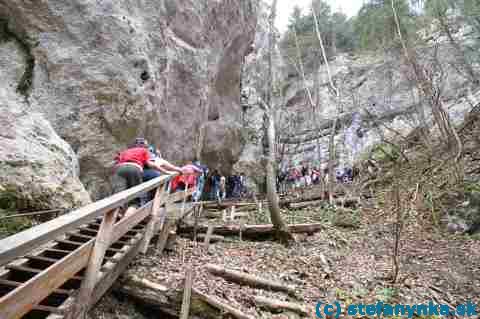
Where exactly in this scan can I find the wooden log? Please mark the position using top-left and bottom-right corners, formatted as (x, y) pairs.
(203, 225), (215, 248)
(289, 198), (359, 210)
(205, 264), (296, 295)
(179, 223), (325, 238)
(114, 274), (220, 318)
(140, 187), (166, 254)
(192, 287), (254, 319)
(182, 233), (224, 243)
(193, 206), (199, 244)
(68, 208), (119, 319)
(180, 267), (194, 319)
(165, 231), (177, 251)
(157, 218), (175, 254)
(254, 296), (309, 315)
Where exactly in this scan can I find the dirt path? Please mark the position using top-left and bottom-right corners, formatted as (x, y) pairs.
(89, 216), (480, 318)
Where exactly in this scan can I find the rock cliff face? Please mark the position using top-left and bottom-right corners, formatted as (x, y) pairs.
(0, 29), (90, 210)
(0, 0), (258, 200)
(259, 24), (480, 169)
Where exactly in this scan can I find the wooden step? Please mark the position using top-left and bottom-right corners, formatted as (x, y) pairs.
(6, 265), (84, 281)
(66, 232), (95, 239)
(26, 254), (113, 264)
(33, 304), (65, 315)
(55, 239), (83, 246)
(0, 278), (72, 295)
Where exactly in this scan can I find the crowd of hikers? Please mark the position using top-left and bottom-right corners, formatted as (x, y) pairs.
(276, 163), (356, 193)
(112, 137), (247, 206)
(112, 137), (360, 208)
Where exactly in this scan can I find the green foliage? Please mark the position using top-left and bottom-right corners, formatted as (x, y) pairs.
(371, 143), (401, 162)
(464, 181), (480, 195)
(375, 287), (398, 302)
(0, 191), (18, 211)
(424, 0), (480, 69)
(280, 0), (355, 74)
(0, 210), (33, 239)
(335, 288), (354, 304)
(353, 0), (416, 51)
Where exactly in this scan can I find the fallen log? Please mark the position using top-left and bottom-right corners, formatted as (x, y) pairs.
(205, 264), (296, 295)
(289, 198), (359, 210)
(114, 274), (220, 318)
(192, 287), (254, 319)
(254, 296), (309, 315)
(182, 233), (224, 243)
(178, 223), (325, 238)
(179, 268), (193, 319)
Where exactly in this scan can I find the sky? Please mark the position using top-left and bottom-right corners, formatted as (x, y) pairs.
(276, 0), (365, 33)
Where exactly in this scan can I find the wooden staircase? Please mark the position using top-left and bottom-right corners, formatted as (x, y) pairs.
(0, 175), (193, 319)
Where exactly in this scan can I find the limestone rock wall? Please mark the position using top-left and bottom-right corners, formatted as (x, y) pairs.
(0, 29), (90, 210)
(0, 0), (258, 200)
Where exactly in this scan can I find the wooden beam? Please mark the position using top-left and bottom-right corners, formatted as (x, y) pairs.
(140, 186), (166, 254)
(0, 175), (173, 267)
(179, 223), (325, 237)
(0, 279), (71, 296)
(110, 204), (151, 244)
(179, 267), (194, 319)
(156, 218), (175, 254)
(192, 287), (254, 319)
(68, 209), (118, 319)
(205, 264), (296, 295)
(0, 240), (94, 319)
(254, 296), (309, 315)
(203, 225), (215, 249)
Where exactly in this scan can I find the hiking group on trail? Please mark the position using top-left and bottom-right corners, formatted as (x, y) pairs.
(276, 162), (357, 194)
(112, 137), (248, 206)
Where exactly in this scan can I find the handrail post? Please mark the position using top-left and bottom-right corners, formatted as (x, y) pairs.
(67, 208), (119, 319)
(140, 183), (167, 254)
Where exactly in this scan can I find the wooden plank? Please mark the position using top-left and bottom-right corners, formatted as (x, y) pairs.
(0, 279), (71, 295)
(203, 225), (215, 249)
(0, 239), (94, 319)
(43, 248), (73, 254)
(67, 209), (118, 319)
(88, 236), (142, 310)
(24, 255), (70, 265)
(110, 203), (152, 244)
(0, 175), (172, 267)
(33, 304), (64, 314)
(156, 218), (175, 253)
(5, 266), (83, 281)
(169, 188), (194, 204)
(179, 267), (194, 319)
(54, 239), (83, 246)
(66, 232), (95, 239)
(140, 187), (165, 254)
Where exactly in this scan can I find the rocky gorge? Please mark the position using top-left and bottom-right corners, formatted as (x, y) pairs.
(0, 0), (258, 208)
(0, 0), (479, 211)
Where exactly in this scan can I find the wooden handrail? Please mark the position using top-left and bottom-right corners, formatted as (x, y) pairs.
(0, 174), (175, 267)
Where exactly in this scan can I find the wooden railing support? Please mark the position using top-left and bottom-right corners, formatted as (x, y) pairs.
(67, 208), (119, 319)
(0, 175), (198, 318)
(140, 185), (167, 254)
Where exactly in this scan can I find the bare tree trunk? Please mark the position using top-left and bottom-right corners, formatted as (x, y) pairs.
(391, 162), (402, 283)
(312, 2), (340, 204)
(293, 28), (316, 110)
(391, 0), (463, 167)
(263, 0), (293, 245)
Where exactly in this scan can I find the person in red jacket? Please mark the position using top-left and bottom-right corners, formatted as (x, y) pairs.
(114, 138), (182, 206)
